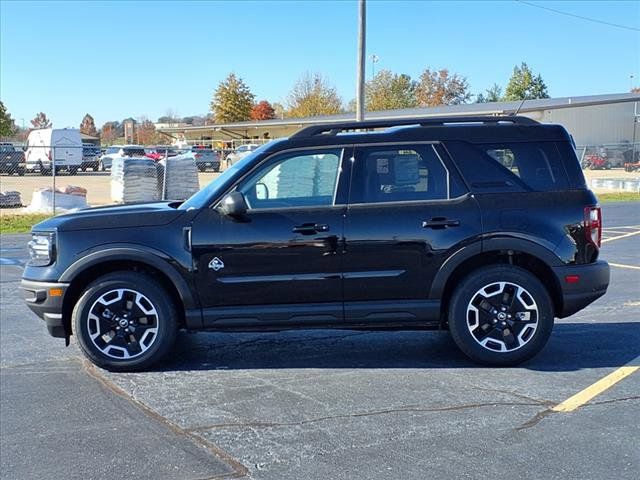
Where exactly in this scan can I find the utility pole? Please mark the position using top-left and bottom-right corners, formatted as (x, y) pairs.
(356, 0), (366, 122)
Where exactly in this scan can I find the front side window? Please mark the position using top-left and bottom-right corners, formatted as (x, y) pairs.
(239, 148), (342, 209)
(350, 144), (449, 204)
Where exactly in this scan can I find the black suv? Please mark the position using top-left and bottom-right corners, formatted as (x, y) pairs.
(21, 116), (610, 371)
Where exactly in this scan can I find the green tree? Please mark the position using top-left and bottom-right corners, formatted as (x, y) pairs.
(286, 72), (342, 118)
(415, 68), (471, 107)
(210, 73), (255, 123)
(476, 83), (503, 103)
(30, 112), (52, 129)
(365, 70), (417, 111)
(0, 101), (16, 137)
(504, 63), (549, 100)
(80, 113), (98, 136)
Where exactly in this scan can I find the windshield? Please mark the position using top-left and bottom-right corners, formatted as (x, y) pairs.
(179, 142), (273, 210)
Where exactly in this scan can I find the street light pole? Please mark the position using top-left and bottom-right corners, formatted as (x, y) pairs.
(356, 0), (366, 122)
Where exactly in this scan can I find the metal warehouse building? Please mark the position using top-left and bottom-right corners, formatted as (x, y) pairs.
(157, 93), (639, 150)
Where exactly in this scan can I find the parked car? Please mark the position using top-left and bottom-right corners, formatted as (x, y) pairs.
(192, 148), (221, 172)
(81, 143), (101, 171)
(21, 115), (609, 371)
(25, 128), (82, 175)
(98, 145), (147, 171)
(0, 142), (26, 175)
(225, 143), (259, 167)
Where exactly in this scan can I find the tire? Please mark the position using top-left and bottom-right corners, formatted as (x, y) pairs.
(72, 271), (178, 372)
(448, 265), (554, 366)
(69, 166), (79, 175)
(17, 168), (25, 176)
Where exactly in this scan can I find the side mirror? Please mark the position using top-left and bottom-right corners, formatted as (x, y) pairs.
(219, 191), (248, 216)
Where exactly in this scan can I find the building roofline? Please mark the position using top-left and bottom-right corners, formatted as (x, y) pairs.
(157, 92), (640, 134)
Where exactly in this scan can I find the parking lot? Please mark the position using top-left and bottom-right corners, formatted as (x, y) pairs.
(0, 202), (638, 480)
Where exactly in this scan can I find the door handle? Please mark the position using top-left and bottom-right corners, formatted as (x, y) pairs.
(422, 217), (460, 229)
(292, 223), (330, 235)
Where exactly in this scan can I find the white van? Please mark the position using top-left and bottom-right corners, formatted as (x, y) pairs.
(25, 128), (83, 175)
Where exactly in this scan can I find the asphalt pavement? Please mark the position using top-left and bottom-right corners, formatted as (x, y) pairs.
(0, 202), (638, 479)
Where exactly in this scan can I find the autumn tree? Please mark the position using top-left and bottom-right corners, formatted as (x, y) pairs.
(210, 73), (255, 123)
(504, 63), (549, 101)
(250, 100), (276, 121)
(366, 70), (417, 111)
(415, 69), (471, 107)
(287, 72), (343, 118)
(135, 119), (157, 145)
(476, 83), (503, 103)
(100, 121), (120, 145)
(0, 101), (16, 137)
(631, 87), (640, 94)
(30, 112), (52, 129)
(80, 113), (98, 136)
(272, 102), (285, 119)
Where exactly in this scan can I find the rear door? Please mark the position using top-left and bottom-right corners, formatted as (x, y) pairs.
(343, 142), (482, 323)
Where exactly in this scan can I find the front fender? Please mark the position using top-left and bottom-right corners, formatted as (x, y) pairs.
(59, 245), (198, 310)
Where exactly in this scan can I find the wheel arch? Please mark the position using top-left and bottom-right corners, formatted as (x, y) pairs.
(60, 248), (199, 335)
(432, 239), (563, 322)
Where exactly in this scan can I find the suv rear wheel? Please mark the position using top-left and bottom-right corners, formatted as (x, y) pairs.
(72, 271), (178, 371)
(448, 265), (554, 366)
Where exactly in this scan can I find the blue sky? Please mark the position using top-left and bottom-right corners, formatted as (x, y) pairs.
(1, 0), (638, 128)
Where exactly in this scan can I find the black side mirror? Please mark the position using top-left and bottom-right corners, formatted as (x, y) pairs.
(219, 191), (248, 216)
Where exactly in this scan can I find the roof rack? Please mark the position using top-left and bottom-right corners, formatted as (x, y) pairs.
(290, 115), (539, 139)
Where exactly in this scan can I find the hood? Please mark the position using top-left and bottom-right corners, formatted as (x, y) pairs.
(33, 201), (186, 232)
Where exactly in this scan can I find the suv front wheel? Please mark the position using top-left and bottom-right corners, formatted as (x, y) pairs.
(72, 271), (178, 371)
(448, 265), (554, 366)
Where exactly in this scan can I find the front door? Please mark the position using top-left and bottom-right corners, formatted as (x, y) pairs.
(343, 142), (481, 323)
(191, 147), (349, 328)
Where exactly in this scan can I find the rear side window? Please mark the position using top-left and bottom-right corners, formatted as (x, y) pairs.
(477, 142), (568, 191)
(350, 144), (450, 204)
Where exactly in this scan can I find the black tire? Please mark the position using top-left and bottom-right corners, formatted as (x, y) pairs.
(17, 168), (25, 176)
(448, 265), (554, 366)
(69, 166), (79, 175)
(72, 271), (178, 372)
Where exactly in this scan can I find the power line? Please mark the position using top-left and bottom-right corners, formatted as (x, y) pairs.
(516, 0), (640, 32)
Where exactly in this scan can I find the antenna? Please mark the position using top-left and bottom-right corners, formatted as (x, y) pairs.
(513, 98), (527, 116)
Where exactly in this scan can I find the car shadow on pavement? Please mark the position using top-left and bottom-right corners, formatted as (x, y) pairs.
(160, 322), (640, 372)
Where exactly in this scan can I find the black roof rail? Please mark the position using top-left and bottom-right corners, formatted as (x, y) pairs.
(290, 115), (539, 139)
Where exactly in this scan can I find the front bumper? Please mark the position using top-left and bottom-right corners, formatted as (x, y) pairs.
(552, 260), (610, 318)
(21, 279), (70, 338)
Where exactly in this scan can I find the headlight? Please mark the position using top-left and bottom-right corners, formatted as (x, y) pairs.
(28, 233), (55, 266)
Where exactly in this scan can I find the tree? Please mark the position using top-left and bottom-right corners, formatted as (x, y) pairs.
(136, 119), (157, 145)
(365, 70), (417, 111)
(415, 69), (471, 107)
(287, 72), (343, 118)
(504, 63), (549, 100)
(250, 100), (276, 120)
(476, 83), (503, 103)
(79, 113), (98, 136)
(210, 73), (255, 123)
(100, 121), (119, 145)
(0, 101), (16, 137)
(272, 102), (285, 119)
(631, 87), (640, 94)
(30, 112), (52, 129)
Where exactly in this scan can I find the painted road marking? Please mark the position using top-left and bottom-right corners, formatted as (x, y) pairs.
(601, 230), (640, 243)
(551, 366), (639, 413)
(609, 262), (640, 271)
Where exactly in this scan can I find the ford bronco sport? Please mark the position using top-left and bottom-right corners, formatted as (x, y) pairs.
(21, 116), (610, 371)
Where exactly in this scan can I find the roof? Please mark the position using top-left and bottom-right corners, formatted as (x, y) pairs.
(157, 92), (640, 134)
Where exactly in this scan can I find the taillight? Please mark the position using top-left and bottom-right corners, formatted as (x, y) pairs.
(584, 206), (602, 248)
(47, 151), (52, 161)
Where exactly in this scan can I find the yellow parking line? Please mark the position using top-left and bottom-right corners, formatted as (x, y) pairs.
(601, 231), (640, 243)
(551, 366), (639, 413)
(609, 263), (640, 271)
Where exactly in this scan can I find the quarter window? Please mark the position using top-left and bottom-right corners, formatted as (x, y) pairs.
(239, 149), (342, 209)
(350, 144), (449, 204)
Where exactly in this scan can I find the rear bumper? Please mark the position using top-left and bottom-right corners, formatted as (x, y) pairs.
(552, 260), (610, 318)
(21, 279), (69, 338)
